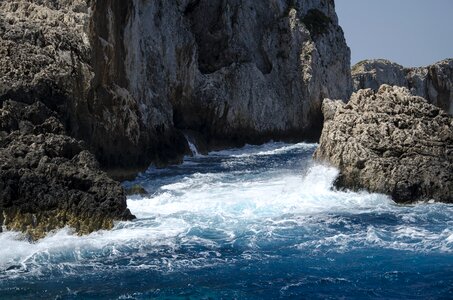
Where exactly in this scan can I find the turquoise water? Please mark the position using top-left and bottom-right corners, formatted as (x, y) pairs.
(1, 143), (452, 299)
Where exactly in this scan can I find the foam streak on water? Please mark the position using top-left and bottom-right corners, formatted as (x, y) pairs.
(1, 142), (452, 299)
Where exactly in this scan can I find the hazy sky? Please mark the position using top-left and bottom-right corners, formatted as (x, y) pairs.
(335, 0), (453, 67)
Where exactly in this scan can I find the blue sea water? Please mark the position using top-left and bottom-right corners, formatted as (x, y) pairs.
(0, 142), (452, 299)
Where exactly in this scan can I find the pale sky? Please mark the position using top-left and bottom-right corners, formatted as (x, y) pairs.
(335, 0), (453, 67)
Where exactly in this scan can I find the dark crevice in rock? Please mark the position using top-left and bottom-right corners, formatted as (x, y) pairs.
(302, 9), (332, 37)
(184, 0), (201, 16)
(185, 0), (273, 75)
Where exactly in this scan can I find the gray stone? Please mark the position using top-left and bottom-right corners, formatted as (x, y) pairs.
(0, 100), (135, 240)
(1, 0), (352, 176)
(352, 59), (453, 115)
(315, 85), (453, 203)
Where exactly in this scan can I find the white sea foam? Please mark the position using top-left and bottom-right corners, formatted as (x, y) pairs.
(209, 141), (317, 157)
(184, 134), (200, 157)
(1, 142), (452, 278)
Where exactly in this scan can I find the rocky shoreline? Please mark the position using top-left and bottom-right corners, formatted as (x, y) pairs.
(0, 0), (452, 239)
(0, 0), (352, 238)
(0, 99), (134, 240)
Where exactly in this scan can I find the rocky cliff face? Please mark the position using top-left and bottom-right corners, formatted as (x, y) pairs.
(352, 59), (453, 115)
(315, 85), (453, 203)
(121, 0), (352, 155)
(0, 1), (136, 239)
(0, 0), (352, 237)
(1, 0), (352, 175)
(0, 0), (186, 178)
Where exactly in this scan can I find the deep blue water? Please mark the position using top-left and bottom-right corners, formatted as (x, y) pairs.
(1, 143), (452, 299)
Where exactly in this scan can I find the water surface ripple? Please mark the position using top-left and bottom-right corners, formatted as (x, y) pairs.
(1, 143), (452, 299)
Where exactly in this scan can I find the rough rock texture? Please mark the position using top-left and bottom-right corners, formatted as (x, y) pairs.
(146, 0), (353, 148)
(1, 0), (352, 175)
(315, 85), (453, 203)
(352, 59), (453, 115)
(0, 100), (134, 240)
(0, 0), (184, 177)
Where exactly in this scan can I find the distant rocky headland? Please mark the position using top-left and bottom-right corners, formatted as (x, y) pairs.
(352, 59), (453, 115)
(0, 0), (451, 239)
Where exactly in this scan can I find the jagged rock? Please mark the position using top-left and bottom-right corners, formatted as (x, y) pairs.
(164, 0), (352, 147)
(0, 100), (135, 240)
(352, 59), (453, 115)
(0, 0), (352, 176)
(314, 85), (453, 203)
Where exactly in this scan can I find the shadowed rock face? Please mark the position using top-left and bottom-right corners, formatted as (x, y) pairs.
(352, 59), (453, 115)
(315, 85), (453, 203)
(0, 0), (190, 178)
(0, 100), (134, 240)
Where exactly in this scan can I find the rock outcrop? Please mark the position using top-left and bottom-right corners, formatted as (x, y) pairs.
(352, 59), (453, 115)
(315, 85), (453, 203)
(0, 100), (134, 240)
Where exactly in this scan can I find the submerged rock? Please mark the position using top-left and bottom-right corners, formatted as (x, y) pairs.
(352, 59), (453, 115)
(0, 100), (135, 240)
(125, 184), (148, 196)
(315, 85), (453, 203)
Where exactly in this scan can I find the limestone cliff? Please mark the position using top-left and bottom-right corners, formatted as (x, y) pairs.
(315, 85), (453, 203)
(352, 59), (453, 115)
(1, 0), (352, 175)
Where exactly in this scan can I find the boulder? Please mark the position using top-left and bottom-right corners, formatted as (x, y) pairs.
(314, 85), (453, 203)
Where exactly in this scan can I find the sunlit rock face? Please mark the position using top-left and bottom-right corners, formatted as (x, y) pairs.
(315, 85), (453, 203)
(352, 59), (453, 115)
(123, 0), (352, 152)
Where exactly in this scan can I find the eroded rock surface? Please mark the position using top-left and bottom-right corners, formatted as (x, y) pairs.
(315, 85), (453, 203)
(352, 59), (453, 115)
(1, 0), (352, 174)
(125, 0), (352, 151)
(0, 100), (134, 240)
